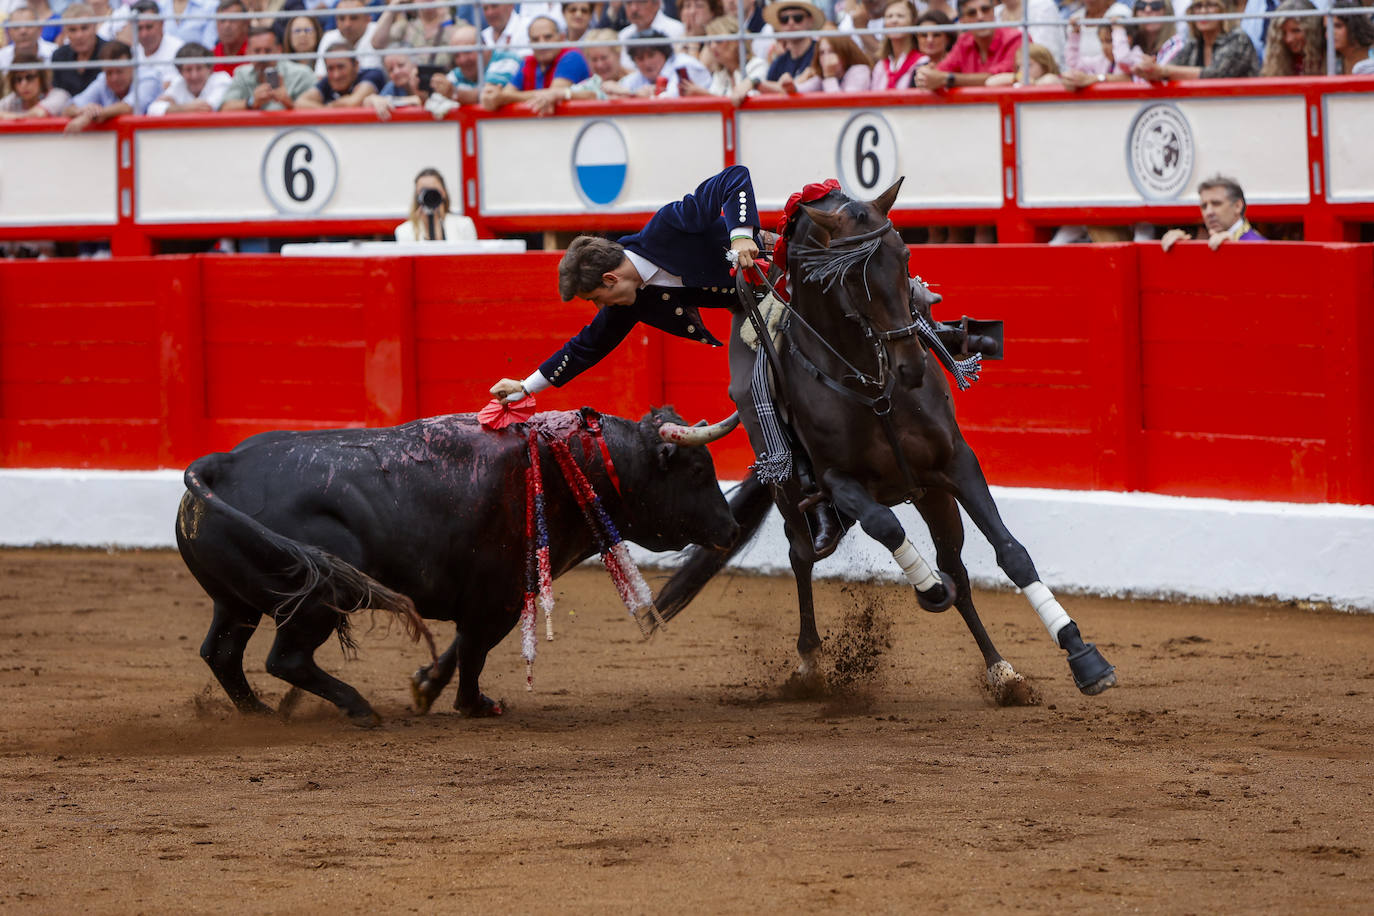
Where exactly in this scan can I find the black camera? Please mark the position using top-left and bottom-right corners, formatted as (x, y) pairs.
(417, 188), (444, 213)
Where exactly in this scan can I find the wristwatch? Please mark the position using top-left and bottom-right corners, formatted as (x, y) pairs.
(945, 72), (955, 89)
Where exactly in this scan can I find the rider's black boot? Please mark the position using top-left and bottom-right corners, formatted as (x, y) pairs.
(798, 491), (843, 559)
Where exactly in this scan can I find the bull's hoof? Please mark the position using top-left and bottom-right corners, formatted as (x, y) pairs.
(456, 694), (504, 718)
(915, 572), (957, 613)
(410, 667), (438, 714)
(348, 708), (383, 728)
(1067, 642), (1117, 696)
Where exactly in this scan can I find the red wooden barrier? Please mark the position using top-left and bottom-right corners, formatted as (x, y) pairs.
(1, 245), (1369, 505)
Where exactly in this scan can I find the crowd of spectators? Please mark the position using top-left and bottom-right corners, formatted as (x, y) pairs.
(3, 0), (1373, 123)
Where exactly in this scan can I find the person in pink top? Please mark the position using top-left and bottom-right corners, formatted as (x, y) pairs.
(870, 0), (922, 89)
(796, 32), (874, 92)
(914, 0), (1022, 89)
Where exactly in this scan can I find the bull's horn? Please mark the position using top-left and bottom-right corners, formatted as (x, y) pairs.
(658, 412), (741, 445)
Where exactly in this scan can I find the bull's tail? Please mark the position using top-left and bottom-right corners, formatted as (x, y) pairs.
(180, 459), (439, 665)
(654, 471), (775, 623)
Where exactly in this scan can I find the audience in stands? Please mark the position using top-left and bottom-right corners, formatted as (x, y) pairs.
(396, 167), (477, 241)
(557, 26), (630, 101)
(561, 2), (593, 41)
(316, 0), (383, 75)
(1162, 174), (1265, 251)
(281, 14), (322, 63)
(870, 0), (920, 90)
(698, 14), (765, 100)
(23, 0), (61, 44)
(1, 8), (57, 67)
(1330, 0), (1374, 73)
(987, 40), (1061, 84)
(676, 0), (721, 59)
(796, 30), (872, 91)
(212, 0), (248, 73)
(1116, 0), (1175, 80)
(1066, 0), (1132, 62)
(148, 40), (230, 111)
(64, 39), (160, 127)
(51, 3), (106, 94)
(431, 22), (484, 102)
(1136, 0), (1261, 79)
(481, 14), (589, 108)
(367, 48), (428, 117)
(301, 38), (385, 105)
(756, 1), (821, 93)
(915, 0), (1022, 88)
(159, 0), (219, 48)
(1061, 15), (1127, 83)
(376, 0), (458, 69)
(620, 26), (708, 94)
(219, 24), (315, 108)
(481, 0), (531, 51)
(914, 9), (955, 68)
(0, 50), (68, 116)
(994, 0), (1064, 67)
(620, 0), (684, 58)
(1259, 0), (1324, 75)
(836, 0), (888, 58)
(131, 0), (185, 88)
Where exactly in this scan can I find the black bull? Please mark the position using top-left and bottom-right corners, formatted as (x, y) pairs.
(176, 407), (737, 725)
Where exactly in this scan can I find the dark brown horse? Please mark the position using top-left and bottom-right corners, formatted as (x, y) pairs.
(656, 179), (1117, 703)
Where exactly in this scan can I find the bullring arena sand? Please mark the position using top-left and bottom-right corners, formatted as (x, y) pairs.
(1, 548), (1371, 913)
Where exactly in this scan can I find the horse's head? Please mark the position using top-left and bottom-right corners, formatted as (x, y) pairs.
(792, 178), (926, 390)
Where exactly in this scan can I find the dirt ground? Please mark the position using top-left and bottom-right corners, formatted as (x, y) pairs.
(0, 548), (1371, 913)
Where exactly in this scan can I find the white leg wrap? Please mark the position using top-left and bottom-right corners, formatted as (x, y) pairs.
(893, 539), (939, 592)
(1023, 581), (1072, 644)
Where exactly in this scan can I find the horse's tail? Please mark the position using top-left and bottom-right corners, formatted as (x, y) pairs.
(179, 457), (439, 664)
(654, 471), (775, 623)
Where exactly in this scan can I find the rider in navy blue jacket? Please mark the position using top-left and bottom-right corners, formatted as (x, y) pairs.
(489, 165), (761, 402)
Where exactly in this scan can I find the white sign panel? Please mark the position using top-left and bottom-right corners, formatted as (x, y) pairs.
(1324, 92), (1374, 203)
(0, 133), (116, 227)
(738, 105), (1003, 210)
(134, 123), (462, 223)
(1018, 96), (1309, 207)
(476, 113), (724, 215)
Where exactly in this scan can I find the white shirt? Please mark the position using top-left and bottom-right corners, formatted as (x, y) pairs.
(520, 2), (565, 31)
(315, 22), (382, 77)
(625, 249), (681, 287)
(483, 10), (531, 56)
(394, 213), (478, 242)
(134, 33), (186, 89)
(995, 0), (1066, 67)
(0, 39), (57, 67)
(621, 51), (711, 96)
(146, 69), (230, 114)
(157, 0), (219, 48)
(1069, 2), (1131, 63)
(619, 10), (685, 68)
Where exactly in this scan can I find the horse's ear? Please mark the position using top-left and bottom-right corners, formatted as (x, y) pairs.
(871, 177), (905, 217)
(800, 204), (840, 246)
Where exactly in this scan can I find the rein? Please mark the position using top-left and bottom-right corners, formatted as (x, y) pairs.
(519, 410), (659, 689)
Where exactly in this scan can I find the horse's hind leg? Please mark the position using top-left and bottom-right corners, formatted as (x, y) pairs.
(944, 441), (1116, 696)
(824, 472), (956, 612)
(200, 602), (271, 715)
(264, 612), (381, 727)
(914, 489), (1035, 706)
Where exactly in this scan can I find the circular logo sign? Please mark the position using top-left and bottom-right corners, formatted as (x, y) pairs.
(571, 120), (628, 207)
(836, 111), (898, 198)
(1126, 103), (1195, 201)
(260, 128), (339, 215)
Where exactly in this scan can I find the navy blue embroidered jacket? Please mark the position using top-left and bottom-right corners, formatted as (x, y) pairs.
(538, 165), (760, 387)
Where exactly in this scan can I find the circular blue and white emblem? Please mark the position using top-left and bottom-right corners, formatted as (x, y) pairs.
(571, 120), (628, 207)
(1126, 103), (1195, 201)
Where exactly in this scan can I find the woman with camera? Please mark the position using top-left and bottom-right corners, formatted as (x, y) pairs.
(395, 169), (477, 242)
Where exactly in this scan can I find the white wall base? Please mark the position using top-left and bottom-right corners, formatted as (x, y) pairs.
(3, 470), (1371, 612)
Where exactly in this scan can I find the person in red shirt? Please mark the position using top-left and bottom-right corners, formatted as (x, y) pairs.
(914, 0), (1023, 88)
(212, 0), (249, 75)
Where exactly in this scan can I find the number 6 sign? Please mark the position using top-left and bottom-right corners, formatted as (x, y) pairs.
(261, 128), (339, 215)
(835, 111), (898, 199)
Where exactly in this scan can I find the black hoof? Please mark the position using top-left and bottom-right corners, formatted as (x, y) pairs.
(1067, 642), (1117, 695)
(914, 572), (957, 613)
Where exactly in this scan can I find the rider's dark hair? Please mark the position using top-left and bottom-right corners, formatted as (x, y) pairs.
(558, 236), (626, 301)
(1197, 174), (1246, 215)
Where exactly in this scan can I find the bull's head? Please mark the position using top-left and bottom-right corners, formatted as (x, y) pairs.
(656, 412), (741, 448)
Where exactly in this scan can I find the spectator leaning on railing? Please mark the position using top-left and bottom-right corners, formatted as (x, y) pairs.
(212, 0), (249, 73)
(367, 47), (431, 119)
(996, 0), (1065, 67)
(914, 8), (956, 68)
(619, 0), (684, 70)
(148, 40), (231, 112)
(63, 39), (161, 128)
(699, 14), (766, 101)
(480, 14), (589, 110)
(553, 26), (631, 103)
(1135, 0), (1260, 79)
(51, 3), (107, 94)
(131, 0), (185, 89)
(870, 0), (921, 90)
(1330, 0), (1374, 74)
(1259, 0), (1324, 75)
(219, 24), (316, 108)
(796, 30), (874, 92)
(0, 50), (69, 118)
(375, 0), (460, 70)
(755, 1), (822, 94)
(620, 26), (710, 94)
(301, 38), (386, 106)
(915, 0), (1022, 88)
(429, 21), (484, 102)
(1, 8), (57, 67)
(316, 0), (383, 76)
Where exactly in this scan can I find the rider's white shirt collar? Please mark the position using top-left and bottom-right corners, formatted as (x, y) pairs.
(626, 250), (683, 288)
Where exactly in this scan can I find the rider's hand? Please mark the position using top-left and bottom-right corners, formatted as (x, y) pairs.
(490, 378), (528, 404)
(731, 236), (758, 270)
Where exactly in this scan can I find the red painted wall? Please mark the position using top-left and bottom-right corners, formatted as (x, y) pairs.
(1, 245), (1370, 504)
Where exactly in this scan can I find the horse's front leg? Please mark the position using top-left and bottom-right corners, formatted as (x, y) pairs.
(944, 440), (1117, 696)
(786, 534), (823, 684)
(823, 472), (956, 612)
